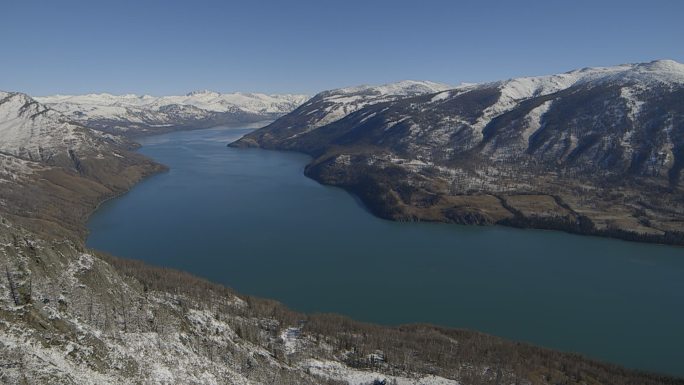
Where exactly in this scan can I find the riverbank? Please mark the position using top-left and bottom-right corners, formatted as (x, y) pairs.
(86, 126), (684, 377)
(231, 136), (684, 246)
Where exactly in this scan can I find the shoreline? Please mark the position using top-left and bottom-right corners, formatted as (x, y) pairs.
(294, 153), (684, 247)
(229, 139), (684, 247)
(81, 126), (683, 378)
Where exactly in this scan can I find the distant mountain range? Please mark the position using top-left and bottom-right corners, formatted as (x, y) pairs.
(35, 90), (309, 136)
(232, 60), (684, 244)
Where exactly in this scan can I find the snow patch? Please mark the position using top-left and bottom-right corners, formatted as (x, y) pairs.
(301, 359), (460, 385)
(430, 91), (451, 103)
(280, 327), (302, 354)
(521, 100), (553, 146)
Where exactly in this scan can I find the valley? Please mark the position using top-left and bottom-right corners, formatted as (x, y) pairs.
(88, 126), (684, 376)
(4, 1), (682, 383)
(1, 61), (684, 384)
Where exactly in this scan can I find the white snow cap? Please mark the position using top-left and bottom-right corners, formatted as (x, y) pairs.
(331, 80), (452, 96)
(35, 91), (310, 115)
(0, 92), (96, 160)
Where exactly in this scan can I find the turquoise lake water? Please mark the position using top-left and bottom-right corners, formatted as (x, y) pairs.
(87, 126), (684, 376)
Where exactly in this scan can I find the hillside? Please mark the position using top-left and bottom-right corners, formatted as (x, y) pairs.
(232, 60), (684, 244)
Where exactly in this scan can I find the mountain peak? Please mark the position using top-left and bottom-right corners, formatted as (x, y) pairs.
(186, 90), (220, 97)
(635, 59), (684, 73)
(374, 80), (452, 95)
(325, 80), (452, 98)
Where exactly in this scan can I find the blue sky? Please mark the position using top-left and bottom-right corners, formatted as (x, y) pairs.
(1, 0), (682, 95)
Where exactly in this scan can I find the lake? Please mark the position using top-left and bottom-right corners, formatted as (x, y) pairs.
(87, 126), (684, 376)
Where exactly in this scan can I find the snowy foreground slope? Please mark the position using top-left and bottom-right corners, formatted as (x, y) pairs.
(233, 60), (684, 244)
(36, 90), (309, 136)
(0, 93), (682, 384)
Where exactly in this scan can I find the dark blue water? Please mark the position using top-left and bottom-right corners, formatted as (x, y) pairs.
(87, 126), (684, 376)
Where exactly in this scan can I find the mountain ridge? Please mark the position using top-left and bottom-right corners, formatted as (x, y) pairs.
(231, 60), (684, 244)
(35, 91), (309, 136)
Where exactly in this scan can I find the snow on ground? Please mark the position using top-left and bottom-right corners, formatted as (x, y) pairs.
(358, 112), (378, 124)
(369, 80), (452, 96)
(35, 90), (310, 117)
(326, 80), (451, 98)
(280, 326), (302, 355)
(0, 153), (40, 182)
(299, 60), (684, 147)
(465, 60), (684, 138)
(597, 59), (684, 85)
(300, 359), (460, 385)
(295, 80), (453, 131)
(620, 86), (645, 122)
(63, 253), (95, 286)
(430, 91), (451, 103)
(0, 326), (122, 385)
(521, 100), (553, 145)
(0, 92), (94, 160)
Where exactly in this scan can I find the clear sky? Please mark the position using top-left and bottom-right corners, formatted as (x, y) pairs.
(2, 0), (682, 96)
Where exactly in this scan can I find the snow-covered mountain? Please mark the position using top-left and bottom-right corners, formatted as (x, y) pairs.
(0, 89), (163, 242)
(232, 60), (684, 243)
(234, 80), (451, 147)
(35, 90), (309, 136)
(304, 80), (452, 128)
(0, 91), (127, 167)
